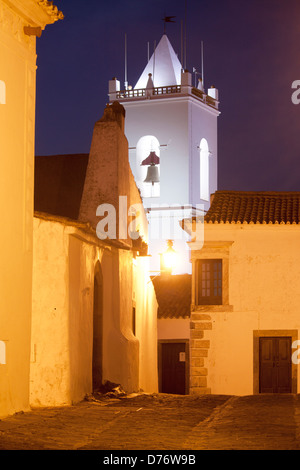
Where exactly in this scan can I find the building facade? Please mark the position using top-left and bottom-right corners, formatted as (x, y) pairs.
(0, 0), (63, 419)
(107, 33), (220, 395)
(185, 191), (300, 395)
(31, 102), (158, 407)
(152, 273), (191, 395)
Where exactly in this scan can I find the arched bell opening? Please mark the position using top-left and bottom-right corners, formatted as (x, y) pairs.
(199, 138), (210, 202)
(136, 135), (160, 198)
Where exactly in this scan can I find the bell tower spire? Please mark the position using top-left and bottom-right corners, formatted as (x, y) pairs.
(134, 34), (182, 89)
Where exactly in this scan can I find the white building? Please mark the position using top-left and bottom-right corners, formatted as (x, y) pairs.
(184, 190), (300, 395)
(32, 102), (158, 407)
(108, 33), (220, 275)
(0, 0), (63, 419)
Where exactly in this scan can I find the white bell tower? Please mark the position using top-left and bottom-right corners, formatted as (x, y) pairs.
(108, 33), (220, 274)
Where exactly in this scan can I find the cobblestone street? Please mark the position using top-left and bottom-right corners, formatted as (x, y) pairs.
(1, 393), (300, 453)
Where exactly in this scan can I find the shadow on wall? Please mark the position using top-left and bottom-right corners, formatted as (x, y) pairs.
(93, 260), (103, 392)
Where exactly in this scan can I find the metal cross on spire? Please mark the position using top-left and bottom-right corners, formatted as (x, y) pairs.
(162, 15), (176, 34)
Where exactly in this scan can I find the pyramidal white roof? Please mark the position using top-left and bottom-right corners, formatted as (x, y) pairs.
(134, 34), (182, 89)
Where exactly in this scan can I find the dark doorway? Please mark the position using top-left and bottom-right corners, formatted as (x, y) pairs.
(259, 337), (292, 393)
(160, 342), (187, 395)
(92, 262), (103, 392)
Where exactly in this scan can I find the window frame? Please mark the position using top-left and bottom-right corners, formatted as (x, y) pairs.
(190, 240), (233, 311)
(195, 259), (223, 306)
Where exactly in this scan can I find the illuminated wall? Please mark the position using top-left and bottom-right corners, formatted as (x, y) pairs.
(30, 215), (158, 406)
(30, 104), (158, 407)
(124, 76), (218, 213)
(109, 35), (220, 275)
(189, 222), (300, 396)
(30, 217), (141, 406)
(123, 94), (217, 274)
(0, 0), (62, 418)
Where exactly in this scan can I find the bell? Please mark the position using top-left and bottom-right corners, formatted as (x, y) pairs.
(144, 163), (160, 185)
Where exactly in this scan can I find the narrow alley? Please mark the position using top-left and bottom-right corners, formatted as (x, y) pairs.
(1, 393), (299, 453)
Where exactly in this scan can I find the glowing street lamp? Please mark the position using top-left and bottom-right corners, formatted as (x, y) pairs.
(160, 240), (177, 275)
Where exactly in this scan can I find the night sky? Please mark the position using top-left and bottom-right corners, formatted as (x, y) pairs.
(35, 0), (300, 192)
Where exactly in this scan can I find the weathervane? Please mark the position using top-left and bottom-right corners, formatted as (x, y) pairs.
(162, 15), (176, 34)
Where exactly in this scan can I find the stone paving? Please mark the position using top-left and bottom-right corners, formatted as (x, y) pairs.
(0, 393), (300, 451)
(184, 394), (300, 450)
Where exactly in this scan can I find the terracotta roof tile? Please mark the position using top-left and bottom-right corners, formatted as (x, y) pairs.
(205, 191), (300, 225)
(151, 274), (191, 319)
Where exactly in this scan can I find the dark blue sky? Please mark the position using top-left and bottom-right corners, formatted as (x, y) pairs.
(35, 0), (300, 192)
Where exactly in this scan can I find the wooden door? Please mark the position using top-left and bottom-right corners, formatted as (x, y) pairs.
(161, 342), (186, 395)
(259, 337), (292, 393)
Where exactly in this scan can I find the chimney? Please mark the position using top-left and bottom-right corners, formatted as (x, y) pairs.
(181, 69), (192, 94)
(79, 102), (129, 234)
(207, 85), (219, 101)
(108, 77), (120, 101)
(99, 100), (125, 132)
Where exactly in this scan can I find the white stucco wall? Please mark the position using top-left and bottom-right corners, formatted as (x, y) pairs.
(0, 0), (63, 420)
(31, 218), (75, 406)
(31, 216), (158, 407)
(124, 99), (190, 207)
(135, 256), (158, 392)
(122, 94), (218, 276)
(123, 96), (218, 211)
(0, 0), (49, 418)
(157, 318), (190, 340)
(189, 100), (218, 209)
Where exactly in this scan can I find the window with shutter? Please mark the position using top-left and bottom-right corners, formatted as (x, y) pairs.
(196, 259), (222, 305)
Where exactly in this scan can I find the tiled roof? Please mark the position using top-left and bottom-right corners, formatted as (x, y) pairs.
(151, 274), (191, 319)
(205, 191), (300, 225)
